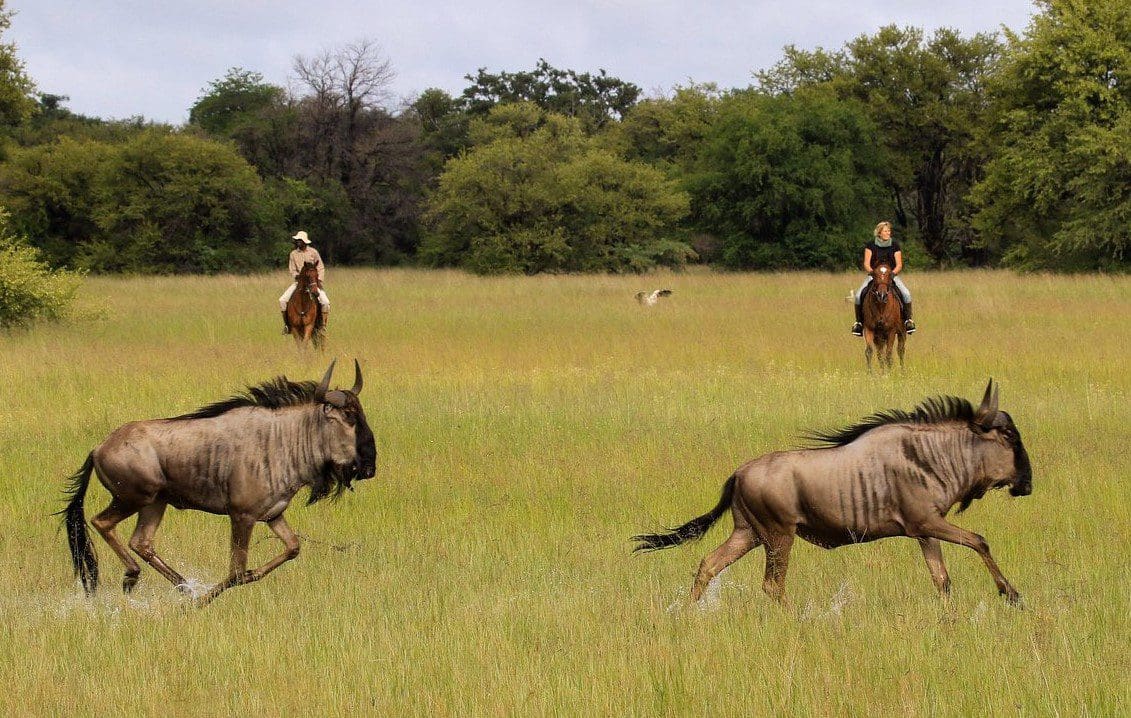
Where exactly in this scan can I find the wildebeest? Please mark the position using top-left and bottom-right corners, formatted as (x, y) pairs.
(633, 380), (1032, 604)
(61, 359), (377, 606)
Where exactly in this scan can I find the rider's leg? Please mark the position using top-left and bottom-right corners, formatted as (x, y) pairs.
(279, 284), (297, 334)
(851, 279), (869, 336)
(894, 277), (915, 333)
(316, 289), (329, 328)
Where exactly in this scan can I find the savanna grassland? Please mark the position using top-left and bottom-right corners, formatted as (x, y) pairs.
(0, 269), (1127, 716)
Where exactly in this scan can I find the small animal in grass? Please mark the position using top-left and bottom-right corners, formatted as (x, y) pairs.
(633, 380), (1032, 606)
(635, 289), (673, 306)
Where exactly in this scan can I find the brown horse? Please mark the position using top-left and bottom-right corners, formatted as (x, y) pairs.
(286, 261), (324, 348)
(861, 263), (906, 371)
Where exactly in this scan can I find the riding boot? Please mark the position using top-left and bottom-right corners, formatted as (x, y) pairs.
(903, 302), (917, 334)
(281, 311), (291, 335)
(851, 301), (864, 336)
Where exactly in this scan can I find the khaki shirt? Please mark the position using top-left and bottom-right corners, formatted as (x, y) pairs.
(288, 247), (324, 282)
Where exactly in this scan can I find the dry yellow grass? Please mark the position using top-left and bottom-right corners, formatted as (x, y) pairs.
(0, 268), (1127, 716)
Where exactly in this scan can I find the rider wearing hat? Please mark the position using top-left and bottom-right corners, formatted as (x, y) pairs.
(279, 230), (329, 334)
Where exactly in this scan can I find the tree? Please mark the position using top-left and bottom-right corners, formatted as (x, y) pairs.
(189, 68), (286, 136)
(613, 83), (722, 173)
(688, 89), (886, 270)
(972, 0), (1131, 269)
(288, 39), (428, 263)
(0, 1), (35, 129)
(758, 26), (1004, 264)
(421, 103), (692, 274)
(459, 59), (641, 131)
(0, 130), (280, 273)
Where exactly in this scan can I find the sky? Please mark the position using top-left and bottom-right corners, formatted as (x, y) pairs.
(8, 1), (1038, 125)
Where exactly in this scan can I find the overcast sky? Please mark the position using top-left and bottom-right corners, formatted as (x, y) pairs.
(9, 1), (1037, 125)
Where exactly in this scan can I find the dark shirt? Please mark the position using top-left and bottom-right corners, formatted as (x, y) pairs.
(865, 239), (901, 269)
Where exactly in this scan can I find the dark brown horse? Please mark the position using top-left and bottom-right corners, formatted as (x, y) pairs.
(60, 360), (376, 607)
(861, 263), (906, 371)
(286, 261), (324, 348)
(634, 380), (1032, 605)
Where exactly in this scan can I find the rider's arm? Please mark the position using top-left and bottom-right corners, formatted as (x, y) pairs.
(863, 248), (873, 273)
(893, 251), (904, 275)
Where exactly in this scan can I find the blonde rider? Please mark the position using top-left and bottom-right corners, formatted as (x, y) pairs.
(279, 230), (329, 333)
(851, 221), (915, 336)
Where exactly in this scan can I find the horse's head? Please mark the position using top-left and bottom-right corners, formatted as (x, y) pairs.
(297, 261), (319, 288)
(871, 264), (893, 303)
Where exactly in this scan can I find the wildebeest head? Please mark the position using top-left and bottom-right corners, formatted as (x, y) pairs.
(971, 379), (1032, 498)
(314, 359), (378, 482)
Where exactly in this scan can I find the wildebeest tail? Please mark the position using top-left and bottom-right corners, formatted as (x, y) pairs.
(57, 452), (98, 595)
(632, 474), (737, 553)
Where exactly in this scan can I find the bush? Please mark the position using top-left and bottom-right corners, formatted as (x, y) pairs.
(0, 210), (82, 329)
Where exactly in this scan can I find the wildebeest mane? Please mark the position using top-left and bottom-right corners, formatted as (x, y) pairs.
(168, 377), (318, 421)
(804, 395), (976, 449)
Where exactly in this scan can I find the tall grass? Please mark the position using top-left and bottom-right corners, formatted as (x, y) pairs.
(0, 268), (1127, 716)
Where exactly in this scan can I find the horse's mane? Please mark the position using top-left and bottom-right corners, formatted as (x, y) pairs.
(168, 377), (318, 421)
(803, 395), (975, 448)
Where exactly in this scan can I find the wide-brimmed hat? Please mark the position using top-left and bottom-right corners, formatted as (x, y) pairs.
(292, 230), (312, 245)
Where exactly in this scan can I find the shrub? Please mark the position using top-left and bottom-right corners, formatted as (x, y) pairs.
(0, 210), (82, 329)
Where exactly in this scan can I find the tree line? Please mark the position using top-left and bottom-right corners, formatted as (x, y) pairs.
(0, 0), (1126, 275)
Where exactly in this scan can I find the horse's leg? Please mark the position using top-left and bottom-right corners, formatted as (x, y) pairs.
(918, 519), (1020, 604)
(863, 329), (875, 371)
(916, 537), (951, 596)
(897, 331), (906, 368)
(127, 502), (187, 592)
(761, 530), (796, 602)
(195, 513), (256, 607)
(89, 498), (142, 594)
(690, 527), (757, 601)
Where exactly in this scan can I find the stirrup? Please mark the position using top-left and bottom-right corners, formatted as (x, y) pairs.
(904, 320), (916, 334)
(282, 326), (291, 335)
(851, 323), (863, 337)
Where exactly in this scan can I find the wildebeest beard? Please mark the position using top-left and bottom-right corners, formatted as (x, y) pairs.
(308, 460), (359, 505)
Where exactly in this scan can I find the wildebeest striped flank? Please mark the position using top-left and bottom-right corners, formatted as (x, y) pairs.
(61, 359), (377, 606)
(634, 380), (1032, 604)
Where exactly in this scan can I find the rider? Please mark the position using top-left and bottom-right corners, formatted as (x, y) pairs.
(279, 230), (329, 334)
(851, 221), (915, 336)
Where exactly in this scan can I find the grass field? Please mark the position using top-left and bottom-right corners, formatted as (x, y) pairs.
(0, 268), (1127, 716)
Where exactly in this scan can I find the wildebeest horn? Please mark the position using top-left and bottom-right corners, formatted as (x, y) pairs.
(975, 378), (998, 429)
(350, 358), (363, 395)
(315, 360), (336, 402)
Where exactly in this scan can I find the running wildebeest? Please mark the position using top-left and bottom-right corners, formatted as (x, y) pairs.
(633, 380), (1032, 604)
(61, 359), (377, 607)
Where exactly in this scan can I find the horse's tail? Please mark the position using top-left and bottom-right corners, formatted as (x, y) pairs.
(57, 452), (98, 595)
(632, 475), (737, 553)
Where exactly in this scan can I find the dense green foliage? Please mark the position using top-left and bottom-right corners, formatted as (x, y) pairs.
(0, 210), (81, 328)
(0, 3), (1126, 274)
(757, 26), (1003, 265)
(0, 131), (280, 273)
(687, 90), (885, 269)
(421, 104), (691, 274)
(972, 0), (1131, 269)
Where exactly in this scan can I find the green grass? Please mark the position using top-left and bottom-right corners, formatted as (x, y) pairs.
(1, 268), (1127, 716)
